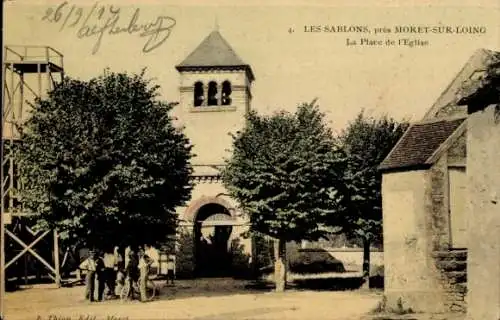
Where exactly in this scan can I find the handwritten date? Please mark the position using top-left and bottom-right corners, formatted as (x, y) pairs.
(42, 2), (176, 54)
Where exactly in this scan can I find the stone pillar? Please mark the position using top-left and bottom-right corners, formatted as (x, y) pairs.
(217, 83), (223, 106)
(203, 84), (209, 106)
(466, 104), (500, 320)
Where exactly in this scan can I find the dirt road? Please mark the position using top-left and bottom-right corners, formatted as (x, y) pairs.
(4, 278), (382, 320)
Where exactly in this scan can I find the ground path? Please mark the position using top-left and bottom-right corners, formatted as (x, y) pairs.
(4, 278), (383, 320)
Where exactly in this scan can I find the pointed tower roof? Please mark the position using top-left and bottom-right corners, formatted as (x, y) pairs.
(176, 30), (255, 81)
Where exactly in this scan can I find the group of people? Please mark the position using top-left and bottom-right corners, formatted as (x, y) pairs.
(79, 246), (175, 302)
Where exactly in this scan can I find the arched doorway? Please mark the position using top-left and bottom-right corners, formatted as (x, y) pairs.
(193, 203), (235, 277)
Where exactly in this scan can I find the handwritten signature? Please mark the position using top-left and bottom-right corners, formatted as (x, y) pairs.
(42, 2), (176, 54)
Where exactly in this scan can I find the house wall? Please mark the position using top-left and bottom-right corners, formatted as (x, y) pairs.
(382, 170), (448, 312)
(447, 130), (468, 250)
(427, 156), (451, 251)
(448, 167), (467, 249)
(429, 153), (469, 313)
(382, 129), (470, 313)
(466, 104), (500, 320)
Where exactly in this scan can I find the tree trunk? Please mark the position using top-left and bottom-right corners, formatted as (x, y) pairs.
(362, 238), (370, 289)
(273, 238), (287, 292)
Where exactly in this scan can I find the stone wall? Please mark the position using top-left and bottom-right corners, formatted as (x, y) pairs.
(447, 130), (467, 166)
(299, 248), (384, 275)
(433, 250), (468, 313)
(427, 145), (469, 313)
(427, 156), (451, 251)
(382, 170), (447, 313)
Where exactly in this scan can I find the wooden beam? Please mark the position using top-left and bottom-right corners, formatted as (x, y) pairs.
(5, 229), (50, 268)
(53, 230), (60, 287)
(60, 248), (69, 268)
(24, 254), (28, 285)
(25, 226), (39, 237)
(5, 230), (55, 274)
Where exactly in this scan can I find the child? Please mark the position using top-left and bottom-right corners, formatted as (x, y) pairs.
(166, 255), (175, 286)
(79, 250), (105, 302)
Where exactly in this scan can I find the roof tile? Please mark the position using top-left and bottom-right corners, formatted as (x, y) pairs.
(379, 118), (465, 171)
(176, 30), (255, 81)
(177, 31), (246, 67)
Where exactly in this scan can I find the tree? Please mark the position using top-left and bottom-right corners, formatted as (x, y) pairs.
(457, 51), (500, 108)
(16, 69), (194, 250)
(221, 101), (345, 292)
(337, 111), (408, 287)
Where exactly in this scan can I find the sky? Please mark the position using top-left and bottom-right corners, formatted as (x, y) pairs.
(4, 0), (500, 132)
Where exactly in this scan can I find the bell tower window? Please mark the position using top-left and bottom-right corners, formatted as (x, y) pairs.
(194, 81), (204, 107)
(221, 81), (232, 106)
(208, 81), (218, 106)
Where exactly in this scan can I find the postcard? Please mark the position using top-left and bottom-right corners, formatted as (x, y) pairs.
(1, 1), (499, 319)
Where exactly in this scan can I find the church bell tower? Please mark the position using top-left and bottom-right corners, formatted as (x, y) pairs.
(175, 30), (255, 166)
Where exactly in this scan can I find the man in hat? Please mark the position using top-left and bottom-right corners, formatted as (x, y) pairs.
(79, 249), (105, 302)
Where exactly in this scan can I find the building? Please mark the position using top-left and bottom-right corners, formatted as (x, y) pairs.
(379, 49), (500, 315)
(171, 29), (255, 277)
(455, 53), (500, 320)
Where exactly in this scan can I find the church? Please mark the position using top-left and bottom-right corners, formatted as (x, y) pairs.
(170, 29), (256, 277)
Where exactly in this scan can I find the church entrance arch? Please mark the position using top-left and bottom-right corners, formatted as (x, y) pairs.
(193, 202), (237, 277)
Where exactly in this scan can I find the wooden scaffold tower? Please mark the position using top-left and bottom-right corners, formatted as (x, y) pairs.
(1, 46), (65, 294)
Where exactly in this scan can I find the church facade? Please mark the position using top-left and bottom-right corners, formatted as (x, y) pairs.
(170, 30), (255, 277)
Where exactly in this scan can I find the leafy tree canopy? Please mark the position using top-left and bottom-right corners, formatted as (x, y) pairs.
(222, 101), (345, 242)
(337, 111), (409, 244)
(16, 69), (194, 249)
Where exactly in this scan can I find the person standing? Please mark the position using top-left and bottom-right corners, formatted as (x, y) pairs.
(95, 250), (106, 301)
(166, 255), (176, 286)
(114, 246), (125, 295)
(138, 248), (153, 302)
(79, 250), (105, 302)
(102, 248), (118, 299)
(125, 248), (139, 300)
(124, 246), (131, 271)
